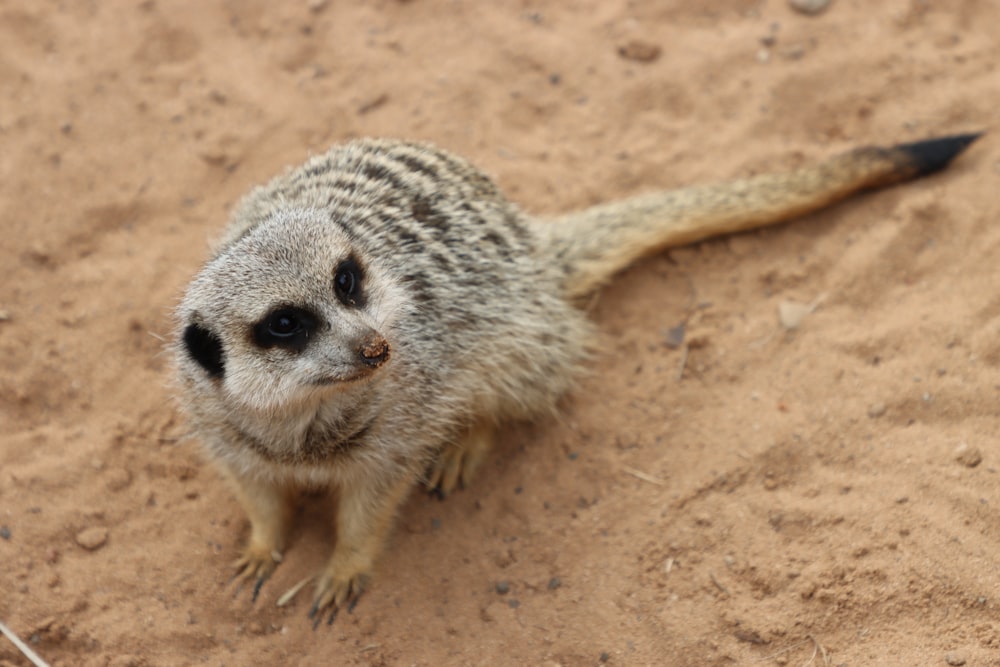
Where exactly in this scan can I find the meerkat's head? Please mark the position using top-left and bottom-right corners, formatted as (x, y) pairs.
(175, 208), (399, 416)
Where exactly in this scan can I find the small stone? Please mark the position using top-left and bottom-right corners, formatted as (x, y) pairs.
(495, 580), (510, 595)
(0, 309), (10, 321)
(778, 299), (813, 329)
(75, 526), (109, 551)
(618, 40), (661, 63)
(105, 467), (133, 492)
(663, 324), (686, 349)
(954, 443), (983, 468)
(599, 652), (611, 663)
(507, 598), (520, 609)
(547, 576), (562, 590)
(867, 402), (887, 418)
(944, 650), (967, 666)
(0, 526), (10, 540)
(789, 0), (831, 16)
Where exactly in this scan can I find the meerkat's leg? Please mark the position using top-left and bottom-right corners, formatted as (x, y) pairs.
(308, 469), (414, 625)
(227, 471), (294, 600)
(426, 420), (495, 497)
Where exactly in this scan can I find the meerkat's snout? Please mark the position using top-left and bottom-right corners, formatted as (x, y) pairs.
(358, 331), (390, 368)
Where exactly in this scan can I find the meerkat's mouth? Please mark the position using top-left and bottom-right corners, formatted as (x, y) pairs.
(309, 367), (380, 387)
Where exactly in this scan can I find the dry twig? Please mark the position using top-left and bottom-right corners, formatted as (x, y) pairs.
(0, 619), (50, 667)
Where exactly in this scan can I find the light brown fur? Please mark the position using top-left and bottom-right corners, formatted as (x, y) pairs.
(173, 134), (977, 622)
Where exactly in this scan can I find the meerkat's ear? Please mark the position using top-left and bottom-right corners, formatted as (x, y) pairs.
(183, 322), (226, 379)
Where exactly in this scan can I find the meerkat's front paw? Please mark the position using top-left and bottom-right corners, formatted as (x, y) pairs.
(232, 542), (283, 602)
(426, 421), (494, 497)
(307, 552), (372, 628)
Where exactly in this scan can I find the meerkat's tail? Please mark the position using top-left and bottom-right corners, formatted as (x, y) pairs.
(540, 133), (981, 300)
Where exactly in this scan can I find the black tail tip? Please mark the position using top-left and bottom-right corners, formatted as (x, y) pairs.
(896, 131), (984, 176)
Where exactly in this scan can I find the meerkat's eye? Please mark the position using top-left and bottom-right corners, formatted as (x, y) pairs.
(333, 256), (364, 307)
(253, 306), (317, 352)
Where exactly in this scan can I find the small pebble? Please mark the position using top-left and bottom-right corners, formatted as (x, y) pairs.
(944, 650), (967, 666)
(495, 580), (510, 595)
(0, 526), (10, 540)
(867, 402), (887, 418)
(663, 324), (686, 349)
(75, 526), (109, 551)
(599, 652), (611, 663)
(547, 576), (562, 590)
(954, 443), (983, 468)
(617, 40), (661, 63)
(507, 599), (520, 609)
(778, 299), (813, 329)
(789, 0), (831, 15)
(105, 467), (133, 492)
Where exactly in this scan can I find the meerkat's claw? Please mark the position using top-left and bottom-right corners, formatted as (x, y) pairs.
(231, 547), (282, 602)
(426, 446), (465, 497)
(426, 422), (495, 497)
(252, 576), (267, 603)
(308, 566), (370, 628)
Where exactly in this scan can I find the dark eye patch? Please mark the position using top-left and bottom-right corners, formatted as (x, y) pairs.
(183, 323), (225, 378)
(334, 255), (365, 308)
(252, 306), (318, 352)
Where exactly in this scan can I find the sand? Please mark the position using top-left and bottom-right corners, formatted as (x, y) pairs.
(2, 1), (999, 665)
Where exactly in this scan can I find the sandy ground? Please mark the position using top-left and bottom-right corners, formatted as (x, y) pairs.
(2, 1), (999, 665)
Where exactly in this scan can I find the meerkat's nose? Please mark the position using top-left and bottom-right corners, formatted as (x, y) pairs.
(358, 333), (390, 368)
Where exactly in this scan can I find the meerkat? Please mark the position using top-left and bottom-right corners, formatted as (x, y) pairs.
(174, 132), (978, 624)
